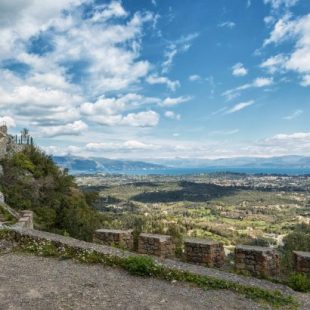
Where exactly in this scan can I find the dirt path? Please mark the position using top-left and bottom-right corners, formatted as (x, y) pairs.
(0, 253), (267, 310)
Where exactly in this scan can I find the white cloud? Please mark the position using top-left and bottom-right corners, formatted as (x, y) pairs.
(264, 14), (294, 46)
(43, 131), (310, 158)
(0, 0), (165, 140)
(0, 4), (155, 99)
(80, 93), (161, 127)
(90, 1), (128, 22)
(161, 33), (199, 73)
(264, 16), (276, 26)
(264, 132), (310, 154)
(260, 54), (287, 73)
(44, 145), (83, 156)
(301, 75), (310, 86)
(283, 109), (303, 120)
(223, 77), (273, 100)
(264, 13), (310, 86)
(121, 111), (159, 127)
(162, 49), (177, 74)
(146, 75), (180, 91)
(209, 129), (240, 135)
(123, 140), (156, 150)
(0, 80), (82, 125)
(81, 97), (126, 116)
(81, 93), (160, 116)
(189, 74), (201, 82)
(164, 111), (181, 120)
(227, 100), (255, 114)
(218, 21), (236, 29)
(86, 140), (157, 151)
(0, 116), (16, 128)
(253, 77), (274, 87)
(263, 0), (299, 9)
(91, 110), (159, 127)
(159, 96), (192, 107)
(271, 132), (310, 140)
(232, 63), (248, 77)
(42, 120), (88, 137)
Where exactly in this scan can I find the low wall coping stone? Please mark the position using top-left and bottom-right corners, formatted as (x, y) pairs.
(235, 245), (275, 252)
(184, 238), (220, 245)
(293, 251), (310, 258)
(95, 229), (133, 234)
(139, 233), (172, 241)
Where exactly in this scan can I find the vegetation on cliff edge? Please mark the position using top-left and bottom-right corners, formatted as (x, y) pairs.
(0, 146), (101, 241)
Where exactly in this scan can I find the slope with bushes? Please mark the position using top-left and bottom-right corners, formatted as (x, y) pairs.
(0, 146), (101, 241)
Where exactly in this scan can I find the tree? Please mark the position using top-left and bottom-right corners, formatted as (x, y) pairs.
(0, 145), (102, 241)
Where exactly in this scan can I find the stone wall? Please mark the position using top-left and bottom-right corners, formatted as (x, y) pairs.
(93, 229), (133, 250)
(235, 245), (280, 277)
(138, 233), (175, 258)
(0, 227), (298, 298)
(13, 210), (34, 229)
(184, 238), (224, 268)
(293, 251), (310, 275)
(0, 137), (8, 159)
(0, 192), (4, 204)
(0, 130), (27, 160)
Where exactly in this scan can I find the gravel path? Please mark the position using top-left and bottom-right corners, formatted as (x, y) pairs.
(0, 253), (267, 310)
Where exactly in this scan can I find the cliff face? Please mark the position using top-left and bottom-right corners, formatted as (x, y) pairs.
(0, 135), (9, 159)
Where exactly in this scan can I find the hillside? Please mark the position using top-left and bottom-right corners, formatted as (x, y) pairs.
(0, 145), (102, 241)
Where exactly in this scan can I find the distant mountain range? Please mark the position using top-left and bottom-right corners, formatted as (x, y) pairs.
(52, 155), (310, 174)
(153, 155), (310, 169)
(53, 156), (166, 174)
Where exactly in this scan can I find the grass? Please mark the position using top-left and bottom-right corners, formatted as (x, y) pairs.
(287, 273), (310, 292)
(0, 228), (299, 309)
(0, 204), (17, 224)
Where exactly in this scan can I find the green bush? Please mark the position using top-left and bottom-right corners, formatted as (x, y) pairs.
(0, 146), (102, 241)
(288, 273), (310, 292)
(281, 224), (310, 274)
(123, 256), (157, 276)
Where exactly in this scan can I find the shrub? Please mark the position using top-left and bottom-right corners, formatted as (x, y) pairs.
(0, 146), (101, 241)
(281, 224), (310, 274)
(123, 256), (157, 276)
(288, 273), (310, 292)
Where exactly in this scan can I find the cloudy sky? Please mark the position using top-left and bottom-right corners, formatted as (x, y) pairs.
(0, 0), (309, 160)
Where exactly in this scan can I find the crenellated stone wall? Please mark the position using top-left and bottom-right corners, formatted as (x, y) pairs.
(93, 229), (133, 250)
(0, 125), (27, 160)
(138, 233), (175, 258)
(13, 210), (34, 229)
(293, 251), (310, 276)
(235, 245), (280, 277)
(184, 238), (225, 268)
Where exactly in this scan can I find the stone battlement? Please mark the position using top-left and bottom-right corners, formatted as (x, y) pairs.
(293, 251), (310, 276)
(138, 233), (175, 258)
(0, 227), (298, 300)
(93, 229), (133, 250)
(13, 210), (34, 229)
(184, 238), (224, 267)
(0, 127), (32, 160)
(235, 245), (280, 277)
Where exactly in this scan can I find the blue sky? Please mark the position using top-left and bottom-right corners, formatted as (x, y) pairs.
(0, 0), (309, 159)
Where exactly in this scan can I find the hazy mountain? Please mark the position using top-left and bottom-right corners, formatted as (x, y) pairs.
(152, 155), (310, 169)
(53, 155), (310, 174)
(53, 156), (166, 173)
